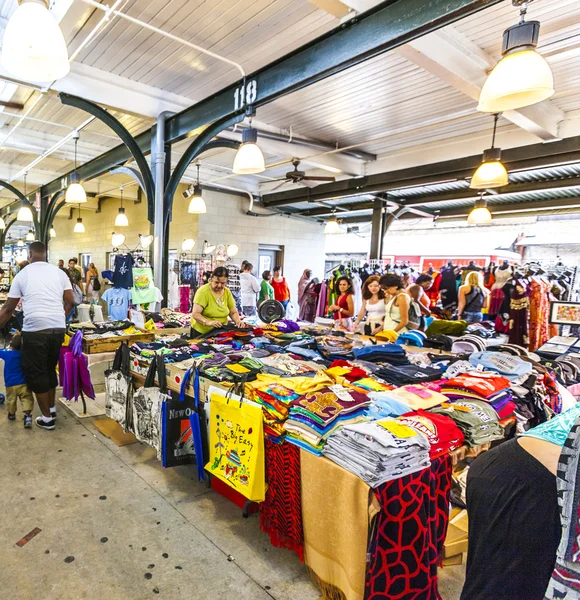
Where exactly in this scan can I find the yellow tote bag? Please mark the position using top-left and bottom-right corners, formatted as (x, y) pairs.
(206, 390), (266, 502)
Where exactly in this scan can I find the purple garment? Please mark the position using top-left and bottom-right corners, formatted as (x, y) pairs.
(273, 319), (300, 333)
(61, 332), (95, 401)
(316, 281), (328, 317)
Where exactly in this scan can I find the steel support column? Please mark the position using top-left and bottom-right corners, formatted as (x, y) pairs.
(0, 180), (40, 238)
(369, 198), (384, 260)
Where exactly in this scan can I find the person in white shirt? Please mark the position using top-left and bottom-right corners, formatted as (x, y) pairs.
(0, 242), (74, 431)
(239, 262), (261, 317)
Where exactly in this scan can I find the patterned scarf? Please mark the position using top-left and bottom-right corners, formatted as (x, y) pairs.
(260, 439), (304, 562)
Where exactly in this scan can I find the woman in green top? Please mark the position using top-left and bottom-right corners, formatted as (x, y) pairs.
(259, 270), (275, 305)
(191, 267), (246, 335)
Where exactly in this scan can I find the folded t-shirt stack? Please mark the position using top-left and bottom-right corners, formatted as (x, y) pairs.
(397, 409), (465, 459)
(386, 384), (449, 410)
(284, 386), (370, 455)
(323, 418), (431, 487)
(430, 399), (504, 446)
(451, 334), (487, 354)
(375, 363), (443, 386)
(352, 343), (409, 365)
(424, 334), (454, 352)
(253, 382), (300, 442)
(367, 392), (412, 419)
(468, 351), (533, 381)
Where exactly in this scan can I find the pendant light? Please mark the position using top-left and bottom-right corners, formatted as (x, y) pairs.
(25, 230), (34, 241)
(182, 238), (196, 252)
(115, 186), (129, 226)
(478, 1), (554, 113)
(66, 132), (87, 204)
(17, 239), (24, 247)
(470, 114), (509, 189)
(227, 243), (239, 257)
(139, 234), (153, 249)
(112, 232), (125, 247)
(17, 173), (33, 222)
(187, 164), (207, 214)
(50, 227), (56, 238)
(73, 206), (85, 233)
(468, 194), (493, 225)
(232, 111), (265, 175)
(324, 214), (341, 235)
(1, 0), (70, 82)
(0, 217), (5, 230)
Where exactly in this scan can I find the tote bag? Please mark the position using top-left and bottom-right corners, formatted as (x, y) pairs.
(205, 386), (265, 502)
(105, 342), (133, 431)
(132, 354), (170, 459)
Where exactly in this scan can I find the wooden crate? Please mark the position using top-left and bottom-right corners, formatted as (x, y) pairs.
(82, 331), (155, 354)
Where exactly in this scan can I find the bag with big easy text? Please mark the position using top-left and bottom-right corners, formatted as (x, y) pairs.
(205, 385), (265, 502)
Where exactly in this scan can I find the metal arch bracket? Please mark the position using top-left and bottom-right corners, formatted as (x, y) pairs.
(163, 115), (244, 229)
(58, 93), (155, 220)
(1, 217), (17, 248)
(40, 190), (64, 244)
(44, 198), (68, 246)
(109, 166), (146, 194)
(0, 180), (40, 237)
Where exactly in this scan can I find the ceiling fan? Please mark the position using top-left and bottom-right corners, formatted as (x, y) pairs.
(269, 159), (336, 191)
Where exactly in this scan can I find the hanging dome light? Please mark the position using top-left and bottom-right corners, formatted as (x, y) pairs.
(50, 227), (56, 238)
(1, 0), (70, 83)
(324, 215), (341, 235)
(227, 243), (239, 257)
(112, 232), (125, 247)
(468, 196), (493, 225)
(478, 6), (554, 113)
(139, 234), (153, 248)
(73, 206), (85, 233)
(470, 114), (509, 189)
(115, 187), (129, 226)
(187, 164), (207, 213)
(233, 126), (265, 175)
(17, 172), (34, 222)
(25, 229), (34, 241)
(66, 133), (87, 203)
(0, 217), (5, 230)
(17, 239), (24, 247)
(182, 238), (196, 252)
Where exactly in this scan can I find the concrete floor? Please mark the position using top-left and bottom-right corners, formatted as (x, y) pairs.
(0, 400), (466, 600)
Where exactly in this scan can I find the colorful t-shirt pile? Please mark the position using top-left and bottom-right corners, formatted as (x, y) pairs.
(440, 372), (517, 421)
(253, 382), (300, 442)
(430, 399), (504, 446)
(323, 418), (431, 487)
(284, 387), (370, 455)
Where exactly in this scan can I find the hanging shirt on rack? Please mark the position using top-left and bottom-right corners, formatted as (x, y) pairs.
(102, 287), (132, 321)
(113, 254), (134, 289)
(131, 267), (157, 304)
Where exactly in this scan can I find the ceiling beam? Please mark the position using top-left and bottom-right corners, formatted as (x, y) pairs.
(398, 26), (565, 141)
(39, 0), (503, 199)
(262, 135), (580, 207)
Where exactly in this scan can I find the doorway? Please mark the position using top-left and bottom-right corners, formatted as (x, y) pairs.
(258, 245), (283, 276)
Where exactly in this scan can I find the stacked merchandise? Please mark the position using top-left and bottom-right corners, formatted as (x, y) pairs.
(323, 418), (431, 486)
(253, 382), (300, 442)
(284, 386), (370, 455)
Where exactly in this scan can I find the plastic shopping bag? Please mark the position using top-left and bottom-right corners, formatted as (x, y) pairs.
(205, 388), (265, 502)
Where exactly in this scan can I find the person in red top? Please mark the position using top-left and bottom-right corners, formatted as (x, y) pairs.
(272, 266), (290, 309)
(329, 276), (355, 330)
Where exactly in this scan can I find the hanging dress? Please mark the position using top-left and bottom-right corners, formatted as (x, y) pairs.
(440, 267), (458, 311)
(508, 279), (530, 348)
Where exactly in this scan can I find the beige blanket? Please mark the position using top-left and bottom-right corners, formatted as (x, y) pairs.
(300, 451), (380, 600)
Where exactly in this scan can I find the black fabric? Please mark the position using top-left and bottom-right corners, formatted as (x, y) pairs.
(112, 254), (134, 288)
(21, 331), (64, 394)
(461, 438), (560, 600)
(424, 334), (453, 351)
(375, 364), (442, 385)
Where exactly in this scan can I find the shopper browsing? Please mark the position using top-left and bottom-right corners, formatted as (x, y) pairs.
(191, 267), (247, 335)
(329, 276), (355, 331)
(259, 270), (274, 305)
(0, 333), (34, 428)
(457, 271), (490, 323)
(353, 275), (386, 335)
(0, 242), (74, 431)
(240, 262), (261, 317)
(85, 262), (101, 302)
(271, 266), (290, 310)
(380, 273), (410, 334)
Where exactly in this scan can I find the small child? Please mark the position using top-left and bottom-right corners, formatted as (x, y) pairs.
(0, 333), (34, 428)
